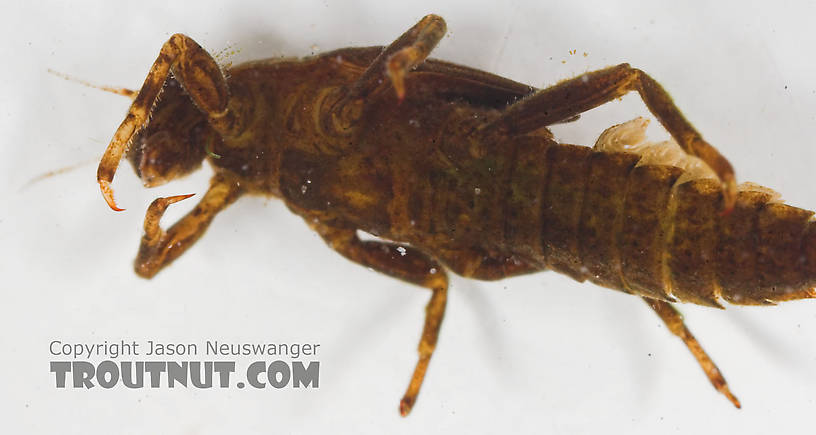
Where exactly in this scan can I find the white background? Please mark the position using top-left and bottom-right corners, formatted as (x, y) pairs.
(3, 0), (816, 433)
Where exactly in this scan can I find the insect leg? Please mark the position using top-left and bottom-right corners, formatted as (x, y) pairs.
(312, 225), (447, 417)
(477, 64), (737, 211)
(320, 15), (445, 136)
(643, 297), (740, 408)
(348, 14), (446, 102)
(134, 173), (243, 278)
(98, 34), (244, 211)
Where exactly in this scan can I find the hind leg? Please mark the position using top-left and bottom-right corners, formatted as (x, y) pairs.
(311, 223), (447, 416)
(475, 64), (737, 211)
(643, 297), (740, 408)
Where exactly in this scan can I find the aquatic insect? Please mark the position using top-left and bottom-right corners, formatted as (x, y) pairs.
(95, 14), (816, 415)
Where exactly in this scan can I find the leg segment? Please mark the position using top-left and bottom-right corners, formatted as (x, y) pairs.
(134, 173), (243, 278)
(312, 224), (447, 416)
(98, 34), (244, 211)
(643, 297), (740, 408)
(347, 14), (446, 102)
(478, 64), (737, 211)
(321, 15), (446, 136)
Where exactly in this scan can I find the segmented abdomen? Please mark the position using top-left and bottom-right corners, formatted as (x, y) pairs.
(503, 137), (816, 307)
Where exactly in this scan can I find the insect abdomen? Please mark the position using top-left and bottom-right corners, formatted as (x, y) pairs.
(516, 141), (816, 306)
(715, 189), (815, 305)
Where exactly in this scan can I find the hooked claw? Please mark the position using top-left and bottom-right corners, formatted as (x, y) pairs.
(99, 179), (125, 212)
(143, 193), (196, 241)
(136, 192), (197, 277)
(155, 193), (196, 211)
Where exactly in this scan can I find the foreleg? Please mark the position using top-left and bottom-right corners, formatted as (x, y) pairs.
(97, 34), (247, 211)
(134, 173), (242, 278)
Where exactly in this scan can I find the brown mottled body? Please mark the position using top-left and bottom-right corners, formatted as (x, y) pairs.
(94, 15), (815, 415)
